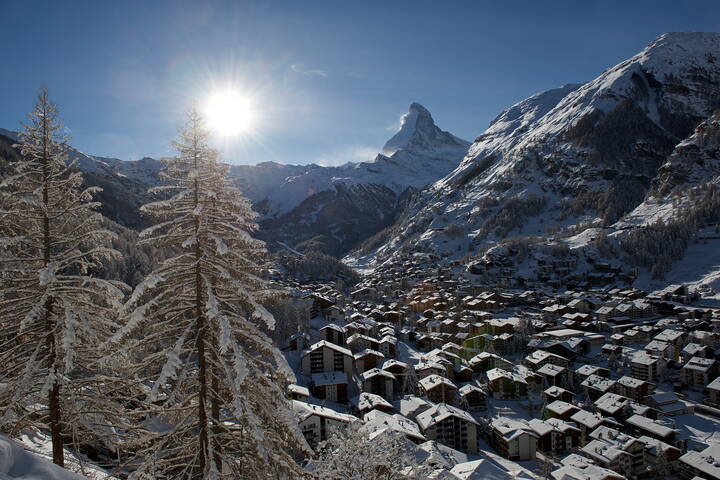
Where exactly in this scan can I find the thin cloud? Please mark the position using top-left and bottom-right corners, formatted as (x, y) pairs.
(315, 144), (378, 167)
(290, 64), (329, 78)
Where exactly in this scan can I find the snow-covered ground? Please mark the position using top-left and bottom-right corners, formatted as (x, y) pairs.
(633, 233), (720, 298)
(0, 432), (113, 480)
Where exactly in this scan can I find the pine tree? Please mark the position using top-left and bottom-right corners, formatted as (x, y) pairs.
(0, 87), (126, 466)
(308, 422), (431, 480)
(114, 110), (308, 479)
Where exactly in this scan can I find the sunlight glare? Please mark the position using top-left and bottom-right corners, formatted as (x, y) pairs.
(205, 90), (254, 136)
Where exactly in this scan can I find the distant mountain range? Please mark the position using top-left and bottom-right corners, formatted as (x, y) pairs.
(3, 32), (720, 291)
(0, 102), (470, 255)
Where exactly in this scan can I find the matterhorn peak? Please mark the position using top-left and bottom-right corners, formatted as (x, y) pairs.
(381, 103), (469, 156)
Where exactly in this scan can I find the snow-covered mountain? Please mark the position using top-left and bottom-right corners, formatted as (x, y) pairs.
(352, 32), (720, 268)
(231, 103), (469, 254)
(0, 128), (163, 229)
(231, 103), (469, 219)
(592, 111), (720, 293)
(1, 103), (469, 255)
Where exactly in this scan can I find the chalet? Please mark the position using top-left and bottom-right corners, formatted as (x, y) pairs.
(545, 403), (582, 426)
(581, 439), (635, 478)
(293, 400), (356, 448)
(415, 360), (449, 379)
(517, 366), (545, 394)
(594, 392), (633, 420)
(360, 368), (395, 401)
(354, 392), (393, 417)
(537, 363), (570, 388)
(574, 365), (610, 385)
(458, 384), (487, 412)
(528, 418), (581, 455)
(429, 347), (463, 368)
(581, 375), (618, 402)
(441, 341), (462, 356)
(681, 357), (718, 388)
(311, 371), (349, 404)
(301, 341), (353, 377)
(448, 459), (534, 479)
(346, 333), (380, 353)
(631, 352), (666, 383)
(354, 349), (385, 373)
(416, 403), (479, 454)
(682, 342), (713, 362)
(351, 286), (377, 301)
(654, 329), (688, 359)
(469, 352), (513, 373)
(383, 309), (404, 325)
(344, 321), (371, 338)
(288, 384), (310, 401)
(490, 417), (539, 461)
(638, 436), (681, 476)
(651, 284), (692, 304)
(615, 376), (654, 402)
(381, 359), (411, 382)
(626, 414), (680, 446)
(530, 337), (583, 360)
(543, 304), (573, 321)
(644, 339), (674, 359)
(543, 386), (574, 404)
(680, 443), (720, 480)
(453, 364), (474, 383)
(490, 333), (516, 355)
(303, 293), (336, 318)
(589, 426), (646, 477)
(570, 409), (620, 443)
(595, 305), (616, 322)
(320, 323), (346, 346)
(525, 350), (571, 370)
(707, 376), (720, 408)
(362, 410), (426, 444)
(643, 392), (689, 416)
(286, 331), (311, 352)
(378, 335), (398, 358)
(420, 374), (458, 405)
(487, 368), (528, 400)
(568, 298), (594, 313)
(601, 343), (622, 357)
(551, 456), (626, 480)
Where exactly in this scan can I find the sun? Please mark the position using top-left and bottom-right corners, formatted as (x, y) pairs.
(204, 90), (254, 136)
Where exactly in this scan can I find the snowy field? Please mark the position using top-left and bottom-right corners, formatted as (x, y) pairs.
(1, 432), (114, 480)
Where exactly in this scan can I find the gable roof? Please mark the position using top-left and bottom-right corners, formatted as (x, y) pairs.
(302, 340), (352, 358)
(416, 403), (478, 430)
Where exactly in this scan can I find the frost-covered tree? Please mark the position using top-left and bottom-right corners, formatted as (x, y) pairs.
(114, 111), (308, 479)
(308, 422), (431, 480)
(0, 88), (126, 466)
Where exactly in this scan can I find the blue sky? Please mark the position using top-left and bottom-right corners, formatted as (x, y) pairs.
(1, 1), (718, 165)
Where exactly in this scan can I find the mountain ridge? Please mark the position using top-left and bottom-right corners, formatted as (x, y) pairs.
(350, 32), (720, 274)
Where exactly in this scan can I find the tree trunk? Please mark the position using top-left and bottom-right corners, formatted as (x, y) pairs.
(211, 353), (222, 471)
(196, 280), (209, 475)
(41, 97), (63, 467)
(207, 199), (222, 472)
(193, 145), (211, 476)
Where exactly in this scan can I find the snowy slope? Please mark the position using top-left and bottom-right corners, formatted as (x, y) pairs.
(595, 111), (720, 293)
(354, 32), (720, 268)
(0, 434), (86, 480)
